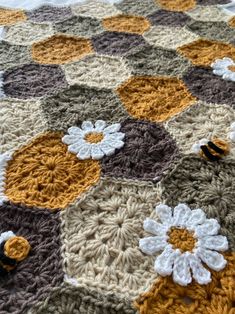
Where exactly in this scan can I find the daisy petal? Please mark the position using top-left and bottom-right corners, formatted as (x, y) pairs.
(90, 145), (104, 160)
(0, 152), (11, 164)
(186, 208), (206, 228)
(108, 140), (124, 149)
(62, 135), (79, 145)
(139, 236), (167, 255)
(81, 121), (94, 131)
(222, 57), (234, 64)
(173, 253), (192, 286)
(154, 245), (180, 276)
(213, 69), (227, 76)
(94, 120), (106, 131)
(155, 204), (173, 225)
(187, 253), (211, 285)
(198, 235), (228, 251)
(105, 132), (125, 141)
(67, 140), (86, 154)
(223, 73), (235, 81)
(103, 123), (121, 134)
(212, 58), (233, 69)
(0, 195), (7, 206)
(194, 219), (220, 238)
(99, 142), (115, 156)
(173, 203), (191, 227)
(67, 127), (84, 137)
(143, 218), (168, 236)
(77, 145), (92, 160)
(196, 248), (227, 271)
(225, 72), (235, 82)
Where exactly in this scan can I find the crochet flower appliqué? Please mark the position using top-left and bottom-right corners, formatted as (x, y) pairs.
(211, 57), (235, 82)
(62, 120), (125, 160)
(139, 203), (228, 286)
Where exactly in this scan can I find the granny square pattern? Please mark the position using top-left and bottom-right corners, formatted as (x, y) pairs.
(0, 0), (234, 313)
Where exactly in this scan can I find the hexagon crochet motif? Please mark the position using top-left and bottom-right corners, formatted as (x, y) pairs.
(0, 0), (235, 313)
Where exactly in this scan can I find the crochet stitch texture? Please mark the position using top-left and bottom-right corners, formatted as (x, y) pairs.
(0, 0), (234, 313)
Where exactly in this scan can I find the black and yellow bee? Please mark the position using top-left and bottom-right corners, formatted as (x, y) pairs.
(0, 231), (30, 275)
(191, 138), (230, 161)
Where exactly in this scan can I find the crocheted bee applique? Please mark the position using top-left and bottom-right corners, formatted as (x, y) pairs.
(0, 231), (30, 275)
(191, 138), (230, 161)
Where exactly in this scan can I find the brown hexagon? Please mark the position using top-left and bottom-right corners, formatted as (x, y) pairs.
(102, 15), (150, 34)
(0, 203), (64, 313)
(177, 39), (235, 66)
(116, 76), (196, 122)
(32, 34), (93, 65)
(156, 0), (196, 12)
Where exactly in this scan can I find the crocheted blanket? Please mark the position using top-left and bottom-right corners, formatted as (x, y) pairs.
(0, 0), (235, 313)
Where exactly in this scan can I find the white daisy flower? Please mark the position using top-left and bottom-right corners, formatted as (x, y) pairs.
(211, 57), (235, 82)
(62, 120), (125, 160)
(139, 203), (228, 286)
(229, 121), (235, 142)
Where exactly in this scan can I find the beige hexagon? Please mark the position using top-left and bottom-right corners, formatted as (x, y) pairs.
(144, 25), (199, 50)
(60, 177), (160, 298)
(165, 101), (235, 157)
(62, 54), (132, 89)
(0, 99), (47, 154)
(5, 21), (54, 45)
(72, 0), (122, 19)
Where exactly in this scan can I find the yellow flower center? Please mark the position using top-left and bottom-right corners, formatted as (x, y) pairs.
(4, 236), (31, 262)
(168, 227), (196, 252)
(85, 132), (104, 143)
(228, 65), (235, 72)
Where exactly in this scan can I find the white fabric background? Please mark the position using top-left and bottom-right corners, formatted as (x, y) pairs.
(220, 0), (235, 15)
(0, 0), (122, 10)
